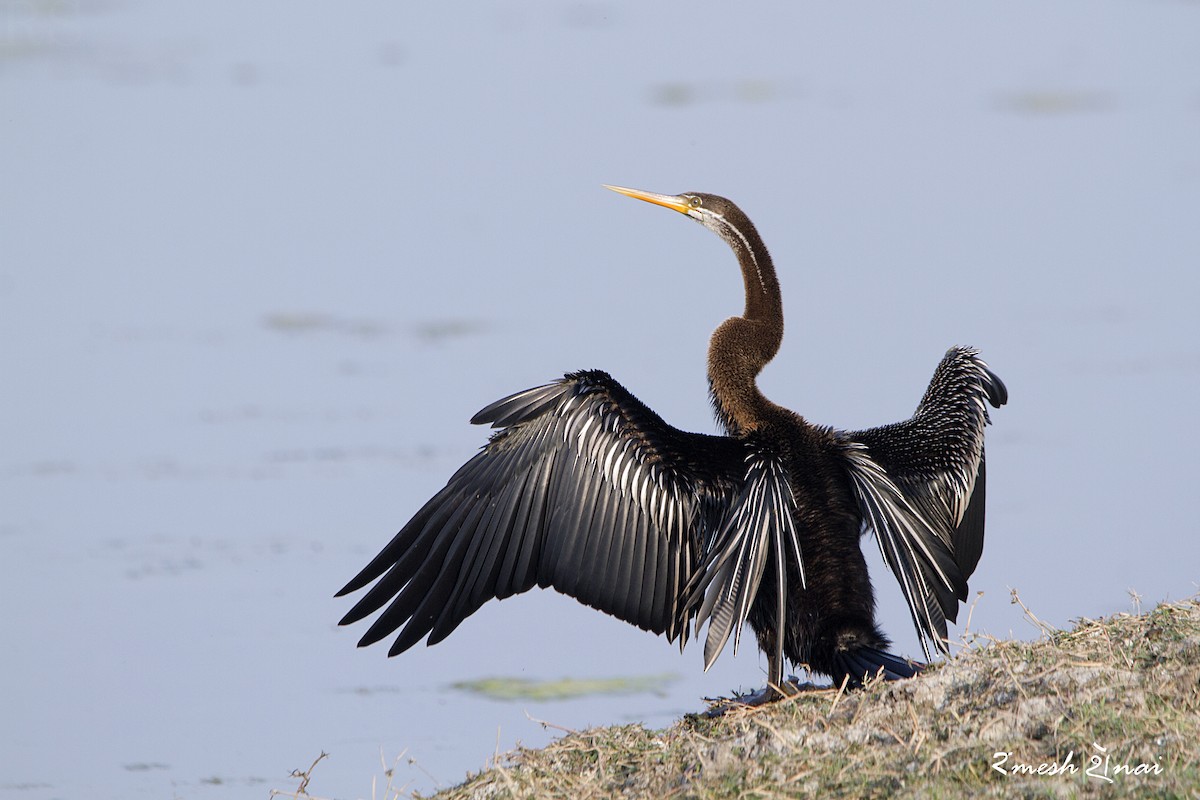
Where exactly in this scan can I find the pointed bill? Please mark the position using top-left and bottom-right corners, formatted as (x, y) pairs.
(603, 184), (692, 215)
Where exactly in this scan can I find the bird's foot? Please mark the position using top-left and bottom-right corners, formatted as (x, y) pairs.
(700, 676), (820, 717)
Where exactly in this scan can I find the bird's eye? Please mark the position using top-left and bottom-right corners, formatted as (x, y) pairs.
(688, 196), (702, 209)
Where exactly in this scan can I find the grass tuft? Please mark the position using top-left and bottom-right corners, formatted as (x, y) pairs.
(426, 598), (1200, 799)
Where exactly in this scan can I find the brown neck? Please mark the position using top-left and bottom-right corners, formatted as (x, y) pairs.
(706, 223), (783, 435)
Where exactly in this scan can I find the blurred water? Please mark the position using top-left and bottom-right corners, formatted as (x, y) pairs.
(2, 2), (1199, 798)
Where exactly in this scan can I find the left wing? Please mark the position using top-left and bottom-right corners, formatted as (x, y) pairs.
(840, 346), (1007, 657)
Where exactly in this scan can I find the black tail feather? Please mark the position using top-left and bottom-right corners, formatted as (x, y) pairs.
(834, 647), (923, 687)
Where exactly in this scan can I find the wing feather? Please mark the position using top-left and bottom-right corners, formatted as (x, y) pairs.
(683, 448), (805, 671)
(337, 370), (746, 653)
(842, 347), (1006, 657)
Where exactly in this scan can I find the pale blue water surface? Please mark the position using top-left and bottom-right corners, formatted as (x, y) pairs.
(2, 2), (1199, 798)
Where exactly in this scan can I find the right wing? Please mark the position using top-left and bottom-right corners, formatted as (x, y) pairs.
(336, 370), (748, 654)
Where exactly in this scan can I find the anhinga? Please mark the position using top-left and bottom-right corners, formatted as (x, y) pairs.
(337, 185), (1006, 702)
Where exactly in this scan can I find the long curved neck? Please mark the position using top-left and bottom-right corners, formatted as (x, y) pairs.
(706, 221), (784, 436)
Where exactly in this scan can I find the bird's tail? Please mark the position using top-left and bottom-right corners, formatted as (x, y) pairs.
(834, 647), (923, 687)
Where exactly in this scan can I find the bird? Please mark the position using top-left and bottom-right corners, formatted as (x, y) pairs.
(336, 185), (1007, 704)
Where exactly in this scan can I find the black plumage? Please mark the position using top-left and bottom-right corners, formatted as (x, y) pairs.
(337, 185), (1006, 697)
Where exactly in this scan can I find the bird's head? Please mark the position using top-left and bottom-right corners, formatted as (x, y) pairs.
(603, 185), (758, 258)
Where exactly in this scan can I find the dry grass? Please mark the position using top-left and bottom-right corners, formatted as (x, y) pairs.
(281, 598), (1200, 799)
(424, 598), (1200, 799)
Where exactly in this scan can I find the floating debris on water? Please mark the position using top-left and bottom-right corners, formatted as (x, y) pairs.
(451, 673), (680, 701)
(411, 318), (489, 343)
(995, 89), (1113, 115)
(262, 312), (387, 337)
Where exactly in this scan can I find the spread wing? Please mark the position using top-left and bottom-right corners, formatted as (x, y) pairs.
(337, 370), (769, 656)
(841, 347), (1007, 657)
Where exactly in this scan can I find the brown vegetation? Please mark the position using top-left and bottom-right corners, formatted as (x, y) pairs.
(282, 597), (1200, 799)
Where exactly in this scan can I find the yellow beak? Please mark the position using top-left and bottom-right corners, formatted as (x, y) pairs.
(603, 184), (692, 215)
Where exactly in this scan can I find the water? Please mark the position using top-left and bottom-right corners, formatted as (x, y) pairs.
(3, 2), (1199, 798)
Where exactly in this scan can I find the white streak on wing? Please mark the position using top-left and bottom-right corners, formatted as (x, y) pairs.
(618, 453), (635, 498)
(691, 449), (802, 669)
(602, 437), (621, 485)
(575, 413), (597, 452)
(843, 444), (951, 659)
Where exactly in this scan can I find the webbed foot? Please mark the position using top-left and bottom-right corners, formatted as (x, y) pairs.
(700, 676), (821, 717)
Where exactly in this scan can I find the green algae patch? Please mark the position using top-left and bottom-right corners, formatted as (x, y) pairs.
(451, 673), (680, 701)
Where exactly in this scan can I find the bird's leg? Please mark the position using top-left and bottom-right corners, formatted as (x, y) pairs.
(768, 647), (784, 694)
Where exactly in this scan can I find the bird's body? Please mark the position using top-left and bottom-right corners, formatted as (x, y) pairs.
(337, 186), (1006, 698)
